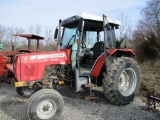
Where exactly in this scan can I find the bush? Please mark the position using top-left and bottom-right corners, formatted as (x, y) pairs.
(133, 33), (160, 63)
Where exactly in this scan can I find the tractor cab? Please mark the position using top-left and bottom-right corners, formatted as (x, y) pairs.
(56, 13), (120, 75)
(54, 13), (128, 93)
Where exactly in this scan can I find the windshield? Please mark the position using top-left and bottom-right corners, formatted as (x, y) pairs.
(60, 26), (79, 49)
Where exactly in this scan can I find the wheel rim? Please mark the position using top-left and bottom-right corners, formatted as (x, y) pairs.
(119, 68), (137, 96)
(36, 99), (57, 119)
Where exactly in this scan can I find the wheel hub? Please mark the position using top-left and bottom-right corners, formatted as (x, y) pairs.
(119, 68), (137, 96)
(36, 100), (57, 119)
(43, 104), (50, 112)
(119, 71), (129, 91)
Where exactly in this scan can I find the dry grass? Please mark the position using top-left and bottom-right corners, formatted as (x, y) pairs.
(139, 59), (160, 97)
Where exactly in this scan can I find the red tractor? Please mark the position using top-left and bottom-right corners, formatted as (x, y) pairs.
(0, 34), (45, 97)
(0, 14), (141, 120)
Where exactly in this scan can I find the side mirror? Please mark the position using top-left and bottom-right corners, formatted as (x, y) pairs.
(54, 27), (58, 40)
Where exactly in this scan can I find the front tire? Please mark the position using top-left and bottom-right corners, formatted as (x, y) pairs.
(26, 89), (64, 120)
(102, 57), (141, 105)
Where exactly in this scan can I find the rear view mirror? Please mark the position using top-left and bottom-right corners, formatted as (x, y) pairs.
(54, 27), (58, 40)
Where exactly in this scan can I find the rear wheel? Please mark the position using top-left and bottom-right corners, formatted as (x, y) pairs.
(26, 89), (64, 120)
(102, 57), (141, 105)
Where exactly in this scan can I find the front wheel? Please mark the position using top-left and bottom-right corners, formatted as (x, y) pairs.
(102, 57), (141, 105)
(26, 89), (64, 120)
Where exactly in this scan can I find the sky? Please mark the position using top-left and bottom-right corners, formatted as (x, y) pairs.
(0, 0), (147, 35)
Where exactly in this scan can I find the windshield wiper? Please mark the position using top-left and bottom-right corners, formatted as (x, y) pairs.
(66, 35), (76, 48)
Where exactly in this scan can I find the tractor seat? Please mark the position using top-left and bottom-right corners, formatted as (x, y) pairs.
(91, 41), (104, 59)
(84, 41), (104, 59)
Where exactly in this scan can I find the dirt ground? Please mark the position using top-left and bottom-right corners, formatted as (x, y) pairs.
(0, 83), (160, 120)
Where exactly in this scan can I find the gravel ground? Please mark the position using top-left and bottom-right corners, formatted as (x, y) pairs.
(0, 83), (159, 120)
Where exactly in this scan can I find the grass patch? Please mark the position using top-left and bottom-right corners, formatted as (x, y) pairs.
(139, 59), (160, 97)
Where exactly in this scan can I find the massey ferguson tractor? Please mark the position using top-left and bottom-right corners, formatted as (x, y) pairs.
(0, 13), (141, 120)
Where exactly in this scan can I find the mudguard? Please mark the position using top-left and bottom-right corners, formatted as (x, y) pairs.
(91, 48), (135, 77)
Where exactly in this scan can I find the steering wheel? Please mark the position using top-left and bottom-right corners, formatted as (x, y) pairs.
(81, 41), (86, 48)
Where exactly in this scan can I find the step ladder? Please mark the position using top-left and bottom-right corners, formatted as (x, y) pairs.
(84, 77), (98, 100)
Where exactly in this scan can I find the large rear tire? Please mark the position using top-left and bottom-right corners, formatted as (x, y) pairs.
(102, 57), (141, 105)
(26, 89), (64, 120)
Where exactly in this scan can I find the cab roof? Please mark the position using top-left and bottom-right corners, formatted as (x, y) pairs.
(80, 13), (121, 25)
(61, 13), (121, 31)
(61, 13), (121, 27)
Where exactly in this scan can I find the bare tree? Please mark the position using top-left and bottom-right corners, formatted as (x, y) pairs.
(44, 29), (52, 51)
(141, 0), (160, 39)
(132, 0), (160, 62)
(7, 27), (24, 51)
(28, 25), (34, 34)
(0, 24), (7, 43)
(44, 28), (57, 51)
(34, 24), (42, 36)
(28, 24), (42, 35)
(117, 12), (132, 40)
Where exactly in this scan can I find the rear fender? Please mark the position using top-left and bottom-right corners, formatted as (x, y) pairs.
(107, 48), (135, 57)
(91, 48), (135, 77)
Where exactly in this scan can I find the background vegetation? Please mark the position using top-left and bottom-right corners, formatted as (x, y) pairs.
(132, 0), (160, 63)
(0, 24), (57, 51)
(132, 0), (160, 97)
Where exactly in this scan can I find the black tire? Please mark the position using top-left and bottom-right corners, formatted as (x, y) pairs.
(102, 57), (141, 105)
(26, 89), (64, 120)
(16, 86), (37, 98)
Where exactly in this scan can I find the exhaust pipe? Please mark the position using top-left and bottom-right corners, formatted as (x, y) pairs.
(75, 69), (79, 92)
